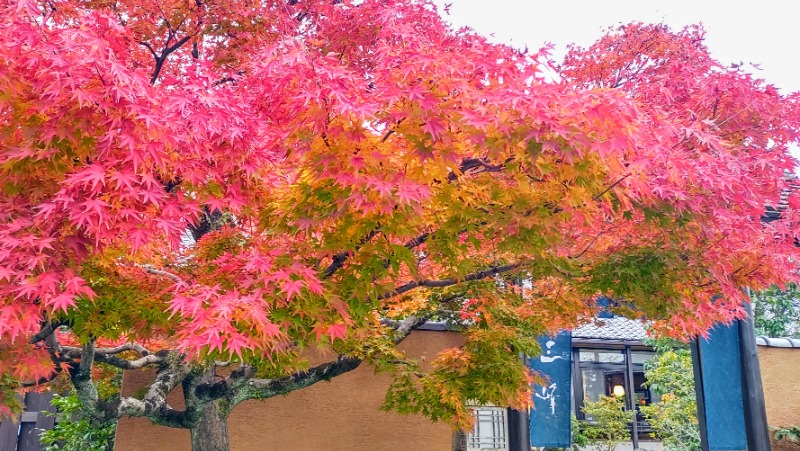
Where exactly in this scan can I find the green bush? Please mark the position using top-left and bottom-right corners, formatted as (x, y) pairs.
(39, 390), (117, 451)
(773, 425), (800, 444)
(580, 395), (634, 451)
(752, 284), (800, 338)
(639, 337), (700, 451)
(40, 365), (119, 451)
(571, 415), (589, 450)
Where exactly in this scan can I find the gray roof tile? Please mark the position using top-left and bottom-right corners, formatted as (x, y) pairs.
(572, 317), (649, 341)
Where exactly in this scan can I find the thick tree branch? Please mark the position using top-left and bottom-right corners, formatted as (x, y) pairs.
(69, 341), (106, 421)
(403, 231), (431, 251)
(29, 323), (58, 344)
(149, 35), (194, 84)
(323, 230), (430, 279)
(447, 157), (508, 182)
(237, 356), (362, 402)
(194, 364), (255, 403)
(390, 314), (426, 342)
(109, 362), (192, 427)
(63, 342), (153, 357)
(378, 263), (522, 300)
(141, 264), (184, 284)
(22, 323), (74, 387)
(226, 316), (427, 407)
(322, 229), (381, 278)
(64, 341), (189, 427)
(62, 346), (169, 370)
(189, 207), (232, 242)
(137, 40), (158, 59)
(95, 352), (167, 370)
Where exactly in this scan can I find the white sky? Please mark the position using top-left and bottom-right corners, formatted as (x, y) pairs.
(433, 0), (800, 93)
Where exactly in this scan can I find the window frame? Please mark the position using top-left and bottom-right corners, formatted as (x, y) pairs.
(571, 341), (656, 444)
(463, 405), (510, 451)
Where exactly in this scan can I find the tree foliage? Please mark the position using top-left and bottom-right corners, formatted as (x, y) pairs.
(640, 337), (701, 451)
(40, 364), (119, 451)
(40, 391), (117, 451)
(1, 0), (799, 440)
(752, 284), (800, 338)
(579, 395), (634, 451)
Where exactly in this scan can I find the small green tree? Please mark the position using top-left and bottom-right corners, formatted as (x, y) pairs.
(580, 395), (634, 451)
(639, 337), (700, 451)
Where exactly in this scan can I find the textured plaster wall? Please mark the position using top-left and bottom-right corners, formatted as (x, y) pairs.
(758, 346), (800, 428)
(114, 337), (800, 451)
(114, 331), (463, 451)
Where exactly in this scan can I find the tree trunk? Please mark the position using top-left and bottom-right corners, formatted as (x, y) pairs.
(190, 400), (230, 451)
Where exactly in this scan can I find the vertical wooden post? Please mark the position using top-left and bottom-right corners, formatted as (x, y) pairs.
(507, 408), (530, 451)
(0, 417), (19, 451)
(624, 346), (639, 449)
(690, 340), (710, 451)
(738, 300), (771, 451)
(572, 348), (583, 419)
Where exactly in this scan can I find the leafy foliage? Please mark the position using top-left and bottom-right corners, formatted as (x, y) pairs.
(752, 285), (800, 338)
(570, 415), (590, 450)
(640, 336), (701, 451)
(40, 366), (119, 451)
(0, 0), (799, 434)
(40, 391), (117, 451)
(773, 425), (800, 444)
(580, 395), (634, 451)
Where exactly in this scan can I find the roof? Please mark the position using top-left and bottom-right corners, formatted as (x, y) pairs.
(413, 320), (800, 349)
(755, 336), (800, 348)
(413, 317), (652, 342)
(761, 172), (800, 223)
(572, 317), (649, 341)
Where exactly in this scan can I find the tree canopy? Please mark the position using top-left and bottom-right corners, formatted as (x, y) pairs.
(1, 0), (799, 437)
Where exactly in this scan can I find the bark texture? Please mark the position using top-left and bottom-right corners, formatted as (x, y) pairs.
(190, 400), (230, 451)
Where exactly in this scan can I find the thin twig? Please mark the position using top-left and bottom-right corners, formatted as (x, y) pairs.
(593, 174), (630, 201)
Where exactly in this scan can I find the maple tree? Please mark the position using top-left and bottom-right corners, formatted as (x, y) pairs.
(1, 0), (799, 449)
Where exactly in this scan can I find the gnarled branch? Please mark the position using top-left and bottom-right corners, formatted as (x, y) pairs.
(378, 263), (522, 300)
(227, 315), (427, 407)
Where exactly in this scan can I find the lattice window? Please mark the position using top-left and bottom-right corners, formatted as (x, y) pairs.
(464, 406), (508, 451)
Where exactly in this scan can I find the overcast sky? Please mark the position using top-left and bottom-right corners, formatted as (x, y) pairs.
(433, 0), (800, 93)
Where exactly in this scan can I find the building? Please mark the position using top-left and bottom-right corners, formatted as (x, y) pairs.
(116, 320), (800, 450)
(122, 316), (797, 451)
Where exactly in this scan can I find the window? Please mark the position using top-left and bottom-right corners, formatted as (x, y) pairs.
(579, 349), (626, 364)
(464, 406), (509, 450)
(573, 346), (656, 437)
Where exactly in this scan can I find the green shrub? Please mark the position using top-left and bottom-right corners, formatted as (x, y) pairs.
(773, 425), (800, 444)
(40, 365), (119, 451)
(39, 390), (117, 451)
(639, 337), (700, 451)
(580, 395), (634, 451)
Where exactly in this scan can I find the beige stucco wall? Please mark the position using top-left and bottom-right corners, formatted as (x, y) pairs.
(114, 331), (463, 451)
(758, 345), (800, 428)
